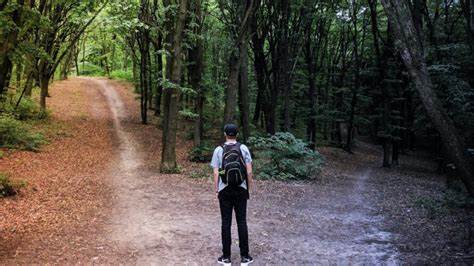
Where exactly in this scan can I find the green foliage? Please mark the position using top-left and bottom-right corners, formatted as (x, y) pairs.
(110, 69), (134, 82)
(0, 114), (46, 151)
(248, 132), (324, 180)
(78, 62), (105, 76)
(414, 184), (472, 219)
(188, 164), (211, 180)
(179, 108), (199, 120)
(0, 94), (45, 120)
(0, 173), (26, 198)
(189, 142), (214, 162)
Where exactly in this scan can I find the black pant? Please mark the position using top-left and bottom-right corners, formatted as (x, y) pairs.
(218, 187), (249, 257)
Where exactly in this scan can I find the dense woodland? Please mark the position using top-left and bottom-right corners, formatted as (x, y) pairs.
(1, 0), (474, 193)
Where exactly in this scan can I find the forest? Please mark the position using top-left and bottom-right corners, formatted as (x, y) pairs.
(1, 0), (474, 264)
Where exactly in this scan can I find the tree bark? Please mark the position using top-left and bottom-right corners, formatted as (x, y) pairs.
(0, 0), (24, 95)
(381, 0), (474, 195)
(188, 0), (205, 146)
(223, 0), (257, 126)
(345, 0), (361, 153)
(278, 0), (291, 132)
(161, 0), (189, 172)
(238, 43), (250, 142)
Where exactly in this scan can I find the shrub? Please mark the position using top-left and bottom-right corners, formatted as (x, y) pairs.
(13, 96), (42, 120)
(248, 132), (324, 180)
(0, 114), (46, 151)
(78, 63), (105, 76)
(0, 94), (44, 120)
(0, 173), (26, 197)
(110, 69), (134, 82)
(189, 142), (214, 162)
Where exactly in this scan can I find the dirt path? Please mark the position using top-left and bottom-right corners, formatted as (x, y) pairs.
(85, 78), (400, 265)
(4, 77), (470, 265)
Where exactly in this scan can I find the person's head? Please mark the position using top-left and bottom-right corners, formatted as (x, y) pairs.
(224, 123), (238, 140)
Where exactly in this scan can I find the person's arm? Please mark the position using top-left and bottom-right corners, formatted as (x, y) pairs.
(213, 167), (219, 194)
(210, 146), (221, 197)
(246, 163), (253, 192)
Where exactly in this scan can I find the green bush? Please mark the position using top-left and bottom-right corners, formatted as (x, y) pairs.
(189, 142), (214, 162)
(248, 132), (324, 180)
(0, 94), (44, 120)
(110, 69), (134, 82)
(0, 114), (46, 151)
(78, 63), (105, 76)
(0, 173), (26, 197)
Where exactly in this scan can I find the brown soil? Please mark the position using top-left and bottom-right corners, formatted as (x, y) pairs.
(1, 77), (472, 265)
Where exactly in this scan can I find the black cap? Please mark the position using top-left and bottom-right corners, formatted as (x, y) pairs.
(224, 123), (238, 136)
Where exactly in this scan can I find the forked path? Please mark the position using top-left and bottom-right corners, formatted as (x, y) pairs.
(87, 77), (399, 265)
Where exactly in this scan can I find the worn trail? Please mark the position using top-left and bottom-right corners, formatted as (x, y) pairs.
(91, 78), (399, 264)
(1, 77), (401, 265)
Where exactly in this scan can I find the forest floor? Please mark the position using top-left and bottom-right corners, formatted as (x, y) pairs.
(0, 77), (472, 265)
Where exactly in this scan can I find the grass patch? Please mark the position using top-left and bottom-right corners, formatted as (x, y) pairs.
(77, 63), (105, 77)
(110, 69), (134, 82)
(0, 173), (26, 197)
(0, 114), (46, 151)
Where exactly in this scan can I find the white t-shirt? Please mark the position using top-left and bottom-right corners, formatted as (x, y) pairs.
(210, 141), (252, 192)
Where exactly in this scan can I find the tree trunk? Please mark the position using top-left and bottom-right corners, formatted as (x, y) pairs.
(188, 0), (204, 146)
(381, 0), (474, 195)
(0, 0), (24, 95)
(345, 0), (361, 153)
(238, 43), (250, 142)
(153, 43), (163, 116)
(250, 13), (268, 128)
(278, 0), (291, 132)
(223, 0), (257, 126)
(304, 21), (317, 148)
(39, 74), (49, 112)
(223, 47), (241, 124)
(161, 0), (188, 172)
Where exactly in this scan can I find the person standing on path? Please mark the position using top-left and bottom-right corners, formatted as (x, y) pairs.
(211, 124), (254, 265)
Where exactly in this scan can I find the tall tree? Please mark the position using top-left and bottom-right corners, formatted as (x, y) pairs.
(188, 0), (205, 146)
(160, 0), (189, 172)
(381, 0), (474, 195)
(222, 0), (258, 125)
(0, 0), (24, 95)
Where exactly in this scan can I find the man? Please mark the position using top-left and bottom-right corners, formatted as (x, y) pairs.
(210, 124), (254, 265)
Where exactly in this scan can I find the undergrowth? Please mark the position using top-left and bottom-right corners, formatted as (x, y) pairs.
(189, 142), (214, 163)
(0, 114), (46, 151)
(248, 132), (324, 180)
(0, 93), (48, 151)
(414, 183), (473, 219)
(0, 173), (26, 197)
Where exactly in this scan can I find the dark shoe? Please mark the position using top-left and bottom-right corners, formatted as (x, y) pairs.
(217, 255), (231, 265)
(241, 255), (254, 265)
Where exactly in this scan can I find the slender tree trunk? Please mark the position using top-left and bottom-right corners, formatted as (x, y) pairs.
(161, 0), (189, 172)
(223, 0), (257, 126)
(304, 21), (317, 147)
(223, 47), (241, 124)
(238, 43), (250, 142)
(381, 0), (474, 195)
(39, 74), (49, 112)
(188, 0), (204, 146)
(250, 13), (268, 128)
(345, 0), (361, 153)
(0, 0), (24, 95)
(153, 43), (163, 116)
(278, 0), (291, 132)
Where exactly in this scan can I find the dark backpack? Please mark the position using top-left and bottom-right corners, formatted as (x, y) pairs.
(220, 143), (247, 187)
